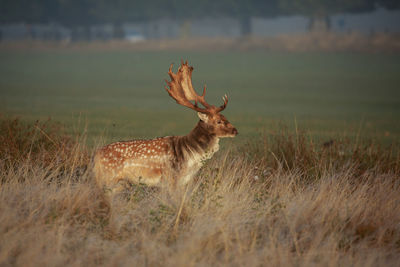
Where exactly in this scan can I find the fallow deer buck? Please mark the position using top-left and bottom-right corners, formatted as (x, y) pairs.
(93, 61), (237, 190)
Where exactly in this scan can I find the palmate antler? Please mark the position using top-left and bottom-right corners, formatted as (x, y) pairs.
(165, 61), (228, 114)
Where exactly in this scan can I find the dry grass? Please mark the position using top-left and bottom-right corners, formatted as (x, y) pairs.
(0, 116), (89, 181)
(1, 118), (399, 266)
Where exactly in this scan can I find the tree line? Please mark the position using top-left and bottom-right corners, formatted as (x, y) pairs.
(1, 0), (399, 37)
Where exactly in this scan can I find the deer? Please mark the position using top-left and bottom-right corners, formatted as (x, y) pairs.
(93, 61), (238, 191)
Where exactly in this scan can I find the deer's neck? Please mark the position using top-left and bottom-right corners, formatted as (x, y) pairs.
(186, 120), (219, 156)
(171, 120), (219, 169)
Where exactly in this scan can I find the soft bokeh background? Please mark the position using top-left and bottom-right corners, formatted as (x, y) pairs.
(1, 0), (400, 144)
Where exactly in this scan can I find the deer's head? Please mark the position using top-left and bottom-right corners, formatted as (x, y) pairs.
(165, 61), (238, 138)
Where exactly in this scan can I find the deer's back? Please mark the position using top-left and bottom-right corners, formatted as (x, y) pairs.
(93, 137), (174, 187)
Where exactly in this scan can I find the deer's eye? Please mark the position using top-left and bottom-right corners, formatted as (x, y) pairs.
(217, 120), (222, 124)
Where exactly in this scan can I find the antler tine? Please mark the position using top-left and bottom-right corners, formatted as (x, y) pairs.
(168, 63), (176, 80)
(216, 94), (229, 113)
(195, 85), (211, 109)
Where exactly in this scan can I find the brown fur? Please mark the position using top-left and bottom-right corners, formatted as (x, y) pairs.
(93, 61), (237, 191)
(93, 118), (237, 190)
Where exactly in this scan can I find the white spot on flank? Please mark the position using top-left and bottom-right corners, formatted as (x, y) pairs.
(125, 162), (149, 168)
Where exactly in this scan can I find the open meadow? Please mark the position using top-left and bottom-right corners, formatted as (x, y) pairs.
(1, 50), (399, 142)
(0, 49), (400, 266)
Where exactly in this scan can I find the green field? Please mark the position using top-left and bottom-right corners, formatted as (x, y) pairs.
(1, 50), (399, 144)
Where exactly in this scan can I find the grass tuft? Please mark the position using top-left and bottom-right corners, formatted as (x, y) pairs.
(0, 116), (89, 180)
(0, 117), (399, 266)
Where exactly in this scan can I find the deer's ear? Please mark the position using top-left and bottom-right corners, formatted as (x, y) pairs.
(197, 112), (209, 122)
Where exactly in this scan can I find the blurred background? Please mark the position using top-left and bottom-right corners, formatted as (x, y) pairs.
(0, 0), (399, 144)
(1, 0), (400, 43)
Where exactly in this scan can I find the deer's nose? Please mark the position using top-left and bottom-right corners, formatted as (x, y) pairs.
(232, 128), (238, 135)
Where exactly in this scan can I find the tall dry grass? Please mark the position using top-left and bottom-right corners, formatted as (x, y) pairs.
(0, 116), (89, 181)
(0, 118), (399, 266)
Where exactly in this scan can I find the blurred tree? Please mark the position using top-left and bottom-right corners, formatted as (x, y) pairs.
(90, 0), (139, 39)
(0, 0), (59, 38)
(278, 0), (377, 32)
(88, 0), (280, 38)
(195, 0), (280, 36)
(0, 0), (45, 24)
(89, 0), (189, 39)
(2, 0), (399, 40)
(377, 0), (400, 9)
(0, 0), (97, 40)
(55, 0), (97, 41)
